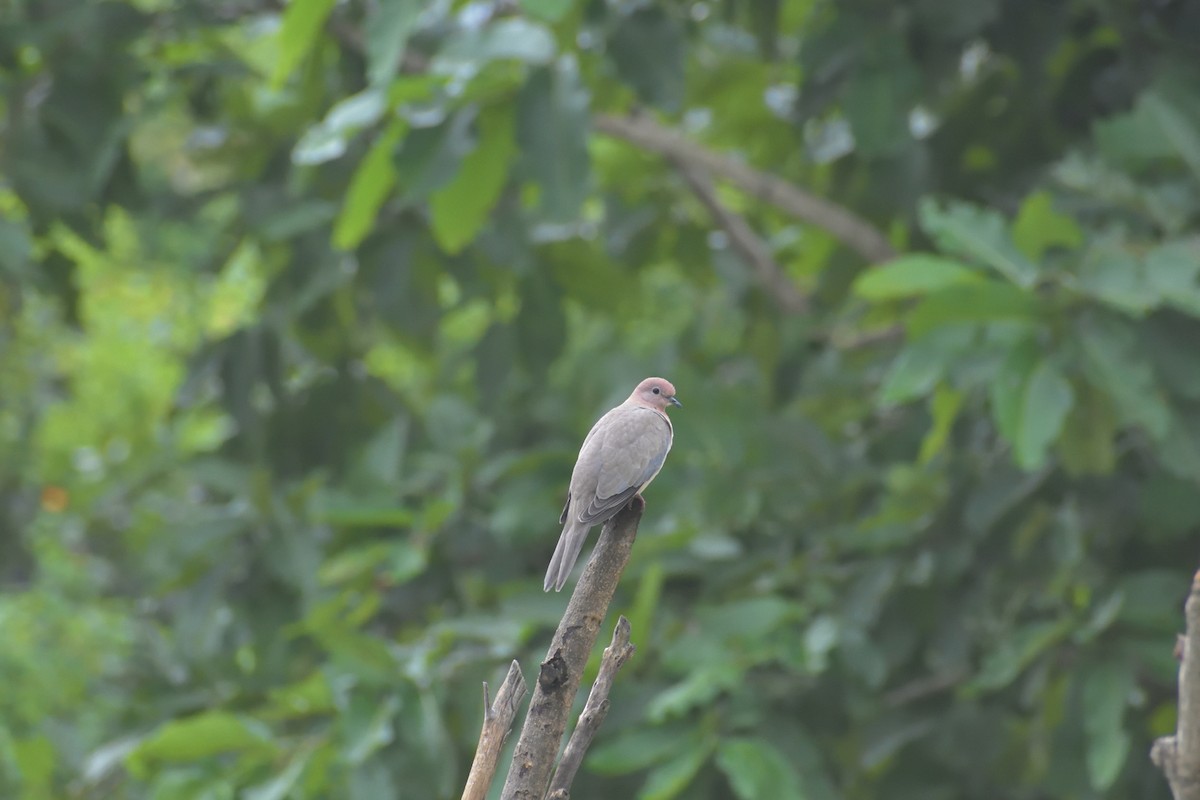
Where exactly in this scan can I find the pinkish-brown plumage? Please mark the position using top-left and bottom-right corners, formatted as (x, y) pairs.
(544, 377), (681, 592)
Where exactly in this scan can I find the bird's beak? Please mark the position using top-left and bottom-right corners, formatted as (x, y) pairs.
(668, 395), (682, 408)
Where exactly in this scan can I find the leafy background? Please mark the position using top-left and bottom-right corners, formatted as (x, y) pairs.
(2, 0), (1199, 797)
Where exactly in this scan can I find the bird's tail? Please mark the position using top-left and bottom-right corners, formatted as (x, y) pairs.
(543, 519), (590, 592)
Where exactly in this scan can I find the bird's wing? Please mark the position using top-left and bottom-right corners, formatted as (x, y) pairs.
(574, 406), (673, 525)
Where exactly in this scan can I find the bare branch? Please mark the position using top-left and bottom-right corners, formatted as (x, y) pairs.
(883, 667), (967, 708)
(547, 616), (637, 797)
(500, 500), (644, 800)
(594, 113), (896, 264)
(673, 161), (809, 314)
(1152, 569), (1200, 800)
(462, 660), (528, 800)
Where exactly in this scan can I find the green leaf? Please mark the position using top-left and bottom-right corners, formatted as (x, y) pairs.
(989, 338), (1038, 444)
(589, 729), (688, 775)
(842, 58), (920, 156)
(1014, 359), (1074, 470)
(365, 0), (423, 86)
(626, 560), (664, 647)
(1076, 244), (1159, 316)
(516, 59), (590, 223)
(520, 0), (573, 22)
(433, 18), (557, 75)
(272, 0), (338, 87)
(852, 254), (980, 300)
(1144, 88), (1200, 181)
(918, 384), (964, 464)
(429, 105), (517, 254)
(343, 694), (400, 764)
(1145, 240), (1200, 315)
(293, 89), (387, 166)
(1011, 190), (1083, 261)
(1077, 315), (1171, 440)
(716, 738), (805, 800)
(244, 750), (311, 800)
(1093, 99), (1177, 167)
(967, 620), (1070, 692)
(649, 664), (742, 722)
(333, 119), (405, 250)
(394, 113), (475, 204)
(1159, 410), (1200, 481)
(1056, 383), (1117, 476)
(0, 218), (33, 277)
(639, 741), (713, 800)
(1082, 662), (1133, 790)
(1117, 571), (1189, 632)
(610, 8), (687, 111)
(919, 198), (1039, 287)
(880, 327), (974, 405)
(906, 281), (1041, 337)
(128, 712), (275, 767)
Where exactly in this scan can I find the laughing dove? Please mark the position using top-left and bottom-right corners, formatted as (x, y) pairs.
(544, 377), (681, 592)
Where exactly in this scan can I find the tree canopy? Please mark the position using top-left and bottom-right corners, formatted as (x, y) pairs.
(2, 0), (1199, 797)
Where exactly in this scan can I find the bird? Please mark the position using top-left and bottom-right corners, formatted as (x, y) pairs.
(544, 377), (681, 592)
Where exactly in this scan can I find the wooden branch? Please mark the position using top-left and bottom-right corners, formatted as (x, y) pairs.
(883, 667), (967, 708)
(594, 113), (896, 264)
(1153, 569), (1200, 800)
(546, 616), (637, 798)
(462, 660), (528, 800)
(499, 500), (644, 800)
(673, 161), (809, 314)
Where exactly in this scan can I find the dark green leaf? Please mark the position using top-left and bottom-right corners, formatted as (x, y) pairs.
(716, 738), (805, 800)
(906, 281), (1041, 337)
(433, 18), (556, 75)
(1011, 191), (1083, 260)
(516, 60), (590, 222)
(989, 339), (1037, 443)
(639, 741), (713, 800)
(365, 0), (423, 86)
(1076, 244), (1159, 316)
(919, 198), (1038, 287)
(842, 58), (919, 156)
(919, 384), (964, 463)
(520, 0), (573, 22)
(1145, 240), (1200, 315)
(1077, 315), (1171, 440)
(294, 90), (387, 166)
(272, 0), (337, 87)
(967, 620), (1070, 692)
(853, 254), (980, 300)
(1014, 359), (1073, 470)
(333, 120), (406, 250)
(1143, 88), (1200, 181)
(1081, 662), (1133, 790)
(430, 105), (517, 254)
(127, 712), (275, 767)
(610, 8), (686, 111)
(1056, 383), (1117, 476)
(589, 729), (688, 775)
(881, 327), (975, 404)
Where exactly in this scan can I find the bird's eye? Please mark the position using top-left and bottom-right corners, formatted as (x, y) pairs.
(652, 387), (661, 394)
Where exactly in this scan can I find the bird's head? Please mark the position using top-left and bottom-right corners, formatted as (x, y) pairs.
(631, 377), (681, 411)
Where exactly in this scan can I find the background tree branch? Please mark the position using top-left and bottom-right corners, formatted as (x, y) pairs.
(546, 615), (636, 798)
(594, 113), (896, 264)
(461, 660), (527, 800)
(1153, 570), (1200, 800)
(672, 160), (809, 314)
(499, 501), (644, 800)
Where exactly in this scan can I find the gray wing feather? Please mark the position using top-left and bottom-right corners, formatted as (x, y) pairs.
(575, 407), (672, 525)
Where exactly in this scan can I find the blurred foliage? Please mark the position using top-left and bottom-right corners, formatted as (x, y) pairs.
(1, 0), (1199, 798)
